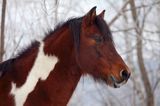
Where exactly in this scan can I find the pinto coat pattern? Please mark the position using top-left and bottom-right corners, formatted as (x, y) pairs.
(0, 7), (130, 106)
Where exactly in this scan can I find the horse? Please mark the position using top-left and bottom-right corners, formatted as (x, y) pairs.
(0, 7), (131, 106)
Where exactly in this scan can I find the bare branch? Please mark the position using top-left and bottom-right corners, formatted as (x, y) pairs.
(109, 1), (160, 26)
(123, 1), (160, 13)
(129, 0), (154, 106)
(111, 27), (135, 33)
(108, 0), (130, 26)
(153, 78), (160, 92)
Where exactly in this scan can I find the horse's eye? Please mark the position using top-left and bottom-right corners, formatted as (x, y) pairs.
(93, 36), (104, 44)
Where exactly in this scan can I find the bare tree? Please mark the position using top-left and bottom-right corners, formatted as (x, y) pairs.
(121, 8), (136, 106)
(108, 0), (130, 26)
(129, 0), (154, 106)
(0, 0), (7, 62)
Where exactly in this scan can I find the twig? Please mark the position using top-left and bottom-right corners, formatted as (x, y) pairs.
(153, 78), (160, 92)
(109, 1), (160, 26)
(123, 1), (160, 13)
(111, 27), (135, 33)
(108, 0), (130, 26)
(144, 29), (160, 34)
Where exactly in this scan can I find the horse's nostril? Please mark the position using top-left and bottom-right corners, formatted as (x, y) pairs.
(120, 70), (130, 80)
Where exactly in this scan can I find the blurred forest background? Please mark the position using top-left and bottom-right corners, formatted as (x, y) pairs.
(0, 0), (160, 106)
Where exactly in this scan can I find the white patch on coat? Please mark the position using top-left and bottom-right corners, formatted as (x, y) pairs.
(10, 41), (58, 106)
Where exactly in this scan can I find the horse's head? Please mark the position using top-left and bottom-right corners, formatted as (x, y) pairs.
(76, 7), (131, 88)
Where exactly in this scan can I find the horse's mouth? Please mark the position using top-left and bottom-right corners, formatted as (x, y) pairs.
(110, 75), (127, 88)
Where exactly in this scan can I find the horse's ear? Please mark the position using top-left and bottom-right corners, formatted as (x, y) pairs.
(83, 6), (97, 26)
(98, 10), (105, 18)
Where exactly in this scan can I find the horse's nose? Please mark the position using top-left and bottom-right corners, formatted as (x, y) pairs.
(120, 69), (130, 80)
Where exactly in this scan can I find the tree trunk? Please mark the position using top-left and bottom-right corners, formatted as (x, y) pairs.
(0, 0), (7, 62)
(129, 0), (154, 106)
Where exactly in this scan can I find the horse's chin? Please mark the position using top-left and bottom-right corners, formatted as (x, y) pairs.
(90, 74), (127, 88)
(106, 75), (127, 88)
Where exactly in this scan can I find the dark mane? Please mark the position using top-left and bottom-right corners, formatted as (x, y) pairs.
(69, 17), (82, 52)
(95, 16), (113, 43)
(0, 17), (82, 78)
(0, 59), (14, 77)
(44, 16), (113, 53)
(16, 17), (82, 60)
(15, 41), (40, 59)
(0, 16), (113, 78)
(0, 41), (40, 78)
(43, 16), (113, 53)
(44, 17), (82, 52)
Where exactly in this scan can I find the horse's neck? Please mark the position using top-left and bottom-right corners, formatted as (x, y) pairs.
(42, 61), (81, 105)
(43, 26), (74, 57)
(24, 56), (81, 105)
(25, 26), (81, 105)
(41, 26), (82, 105)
